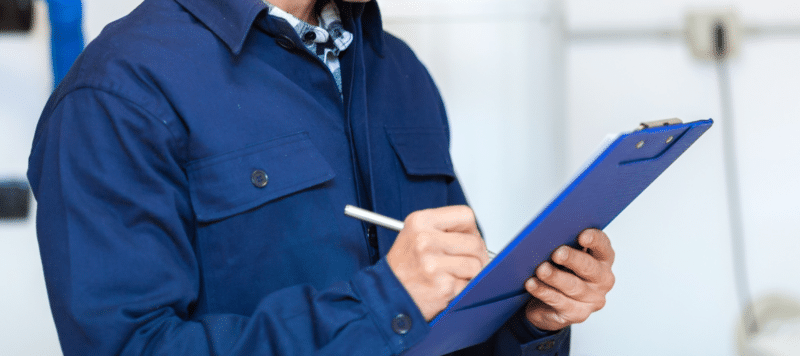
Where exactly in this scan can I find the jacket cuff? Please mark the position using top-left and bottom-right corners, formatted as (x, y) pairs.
(517, 326), (569, 355)
(522, 318), (560, 340)
(351, 258), (430, 355)
(495, 308), (570, 355)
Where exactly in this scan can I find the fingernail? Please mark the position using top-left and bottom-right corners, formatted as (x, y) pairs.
(526, 278), (537, 290)
(538, 263), (552, 277)
(555, 247), (568, 262)
(583, 232), (594, 245)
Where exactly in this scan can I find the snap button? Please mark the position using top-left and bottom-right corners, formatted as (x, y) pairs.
(251, 170), (268, 188)
(302, 31), (316, 42)
(391, 314), (412, 335)
(536, 339), (555, 351)
(275, 35), (295, 50)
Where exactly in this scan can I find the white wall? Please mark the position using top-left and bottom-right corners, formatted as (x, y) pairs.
(2, 0), (799, 355)
(1, 3), (62, 355)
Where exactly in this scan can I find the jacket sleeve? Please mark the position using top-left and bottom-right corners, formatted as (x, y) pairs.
(28, 88), (431, 356)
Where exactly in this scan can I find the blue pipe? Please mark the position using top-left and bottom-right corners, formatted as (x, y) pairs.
(46, 0), (84, 86)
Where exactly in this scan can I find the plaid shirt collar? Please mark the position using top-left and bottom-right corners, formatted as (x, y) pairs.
(263, 1), (353, 57)
(172, 0), (383, 56)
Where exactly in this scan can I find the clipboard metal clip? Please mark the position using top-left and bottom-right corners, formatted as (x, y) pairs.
(636, 118), (683, 131)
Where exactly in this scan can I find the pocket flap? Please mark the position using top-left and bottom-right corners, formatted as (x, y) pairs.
(385, 127), (456, 178)
(187, 132), (335, 222)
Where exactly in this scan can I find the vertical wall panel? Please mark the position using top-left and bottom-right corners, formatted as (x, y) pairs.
(0, 1), (143, 355)
(565, 1), (800, 355)
(565, 40), (739, 355)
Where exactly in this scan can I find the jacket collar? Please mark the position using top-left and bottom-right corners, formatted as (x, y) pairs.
(173, 0), (384, 56)
(358, 0), (384, 55)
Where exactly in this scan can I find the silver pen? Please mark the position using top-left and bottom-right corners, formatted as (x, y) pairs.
(344, 205), (405, 231)
(344, 205), (496, 258)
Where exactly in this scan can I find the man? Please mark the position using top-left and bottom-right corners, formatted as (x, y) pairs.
(28, 0), (615, 354)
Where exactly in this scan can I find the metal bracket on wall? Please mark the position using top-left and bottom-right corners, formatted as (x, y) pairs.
(0, 0), (33, 32)
(0, 180), (30, 221)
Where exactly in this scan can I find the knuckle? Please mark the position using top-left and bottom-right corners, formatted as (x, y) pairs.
(421, 256), (438, 275)
(580, 305), (595, 322)
(455, 204), (474, 215)
(415, 232), (434, 252)
(405, 210), (427, 227)
(594, 296), (607, 311)
(467, 208), (477, 222)
(456, 205), (477, 224)
(566, 308), (589, 324)
(606, 272), (616, 290)
(404, 211), (419, 225)
(574, 312), (590, 324)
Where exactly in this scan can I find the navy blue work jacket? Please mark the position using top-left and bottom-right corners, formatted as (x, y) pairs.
(28, 0), (569, 354)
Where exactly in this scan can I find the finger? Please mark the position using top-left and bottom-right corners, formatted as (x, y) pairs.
(523, 277), (574, 316)
(550, 246), (605, 283)
(578, 229), (615, 263)
(524, 299), (567, 331)
(423, 254), (483, 280)
(439, 231), (490, 264)
(408, 205), (479, 236)
(409, 230), (490, 268)
(535, 261), (594, 301)
(525, 277), (593, 325)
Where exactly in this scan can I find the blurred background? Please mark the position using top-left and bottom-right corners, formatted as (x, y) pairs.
(1, 0), (798, 354)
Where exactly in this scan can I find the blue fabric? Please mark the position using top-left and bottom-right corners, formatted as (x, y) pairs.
(27, 0), (570, 354)
(46, 0), (85, 86)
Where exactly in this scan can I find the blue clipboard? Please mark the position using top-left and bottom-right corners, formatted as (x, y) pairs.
(404, 119), (714, 355)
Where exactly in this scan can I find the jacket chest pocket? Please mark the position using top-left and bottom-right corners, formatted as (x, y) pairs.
(386, 127), (457, 214)
(186, 131), (343, 312)
(186, 131), (336, 223)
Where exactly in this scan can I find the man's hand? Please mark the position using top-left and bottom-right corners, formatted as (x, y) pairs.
(524, 229), (615, 331)
(386, 206), (491, 321)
